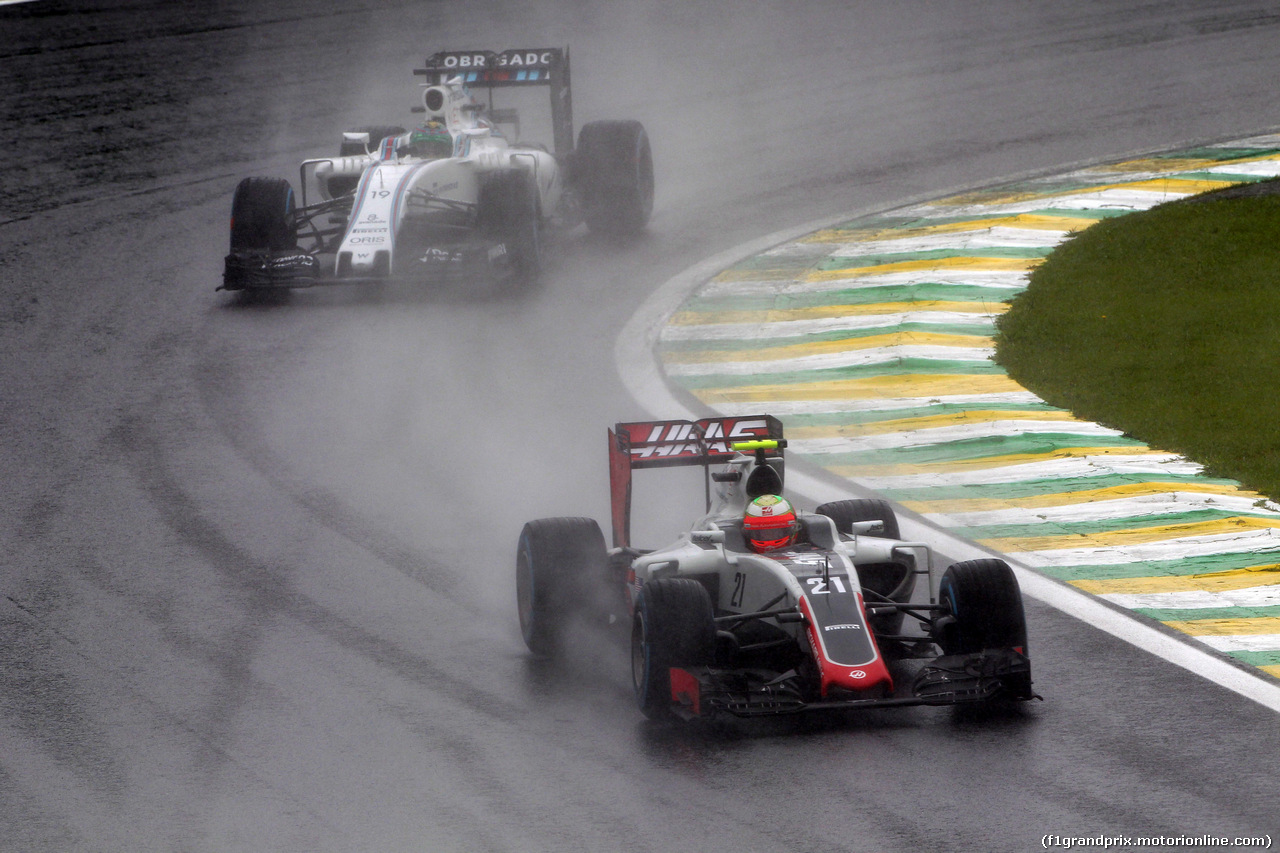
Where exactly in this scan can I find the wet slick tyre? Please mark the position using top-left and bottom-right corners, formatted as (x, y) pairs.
(576, 119), (654, 236)
(818, 498), (912, 633)
(516, 517), (607, 659)
(937, 559), (1027, 653)
(479, 168), (542, 284)
(937, 559), (1032, 698)
(631, 578), (714, 720)
(229, 177), (297, 252)
(815, 498), (901, 539)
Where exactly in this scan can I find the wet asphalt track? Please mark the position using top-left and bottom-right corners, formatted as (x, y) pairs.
(2, 2), (1280, 851)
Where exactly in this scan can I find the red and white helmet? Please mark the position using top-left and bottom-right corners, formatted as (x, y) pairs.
(743, 495), (800, 552)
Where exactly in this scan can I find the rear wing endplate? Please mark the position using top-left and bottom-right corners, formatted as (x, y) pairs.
(608, 415), (783, 548)
(414, 47), (574, 155)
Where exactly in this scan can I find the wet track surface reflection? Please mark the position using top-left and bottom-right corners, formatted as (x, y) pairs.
(3, 1), (1280, 850)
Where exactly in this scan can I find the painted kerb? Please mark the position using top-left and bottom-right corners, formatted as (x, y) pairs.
(658, 134), (1280, 682)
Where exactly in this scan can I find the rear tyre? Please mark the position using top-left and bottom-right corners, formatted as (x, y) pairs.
(937, 558), (1032, 697)
(576, 119), (654, 236)
(817, 499), (912, 633)
(229, 177), (297, 252)
(815, 498), (901, 539)
(631, 578), (715, 720)
(516, 517), (607, 658)
(479, 169), (542, 283)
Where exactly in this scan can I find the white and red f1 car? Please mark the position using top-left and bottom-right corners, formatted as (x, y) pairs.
(222, 47), (653, 291)
(517, 415), (1036, 721)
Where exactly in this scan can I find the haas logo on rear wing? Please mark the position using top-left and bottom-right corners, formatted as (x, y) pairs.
(614, 415), (781, 467)
(608, 415), (783, 548)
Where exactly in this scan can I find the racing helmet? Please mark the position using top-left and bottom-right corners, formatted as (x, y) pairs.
(742, 495), (800, 552)
(406, 121), (453, 159)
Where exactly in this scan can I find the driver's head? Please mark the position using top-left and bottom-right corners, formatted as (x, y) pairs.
(743, 495), (799, 552)
(407, 120), (453, 159)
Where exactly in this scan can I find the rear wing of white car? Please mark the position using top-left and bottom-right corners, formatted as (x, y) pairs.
(608, 415), (785, 548)
(414, 47), (574, 156)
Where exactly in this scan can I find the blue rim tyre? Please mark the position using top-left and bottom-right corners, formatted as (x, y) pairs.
(230, 177), (297, 252)
(936, 558), (1032, 698)
(938, 559), (1028, 654)
(631, 577), (715, 720)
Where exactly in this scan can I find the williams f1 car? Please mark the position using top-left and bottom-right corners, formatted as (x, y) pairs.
(517, 415), (1036, 721)
(222, 48), (653, 291)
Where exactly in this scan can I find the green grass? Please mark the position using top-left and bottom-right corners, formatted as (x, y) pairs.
(993, 191), (1280, 499)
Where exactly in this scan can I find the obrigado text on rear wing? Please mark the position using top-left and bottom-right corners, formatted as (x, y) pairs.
(413, 47), (574, 159)
(417, 48), (567, 84)
(608, 415), (784, 548)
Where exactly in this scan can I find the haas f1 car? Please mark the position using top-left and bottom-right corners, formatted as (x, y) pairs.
(517, 415), (1036, 721)
(222, 48), (653, 291)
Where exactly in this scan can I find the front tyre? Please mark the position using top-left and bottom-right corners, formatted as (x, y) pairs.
(631, 578), (714, 720)
(937, 559), (1027, 653)
(229, 177), (297, 253)
(479, 169), (542, 284)
(516, 517), (607, 659)
(937, 559), (1032, 698)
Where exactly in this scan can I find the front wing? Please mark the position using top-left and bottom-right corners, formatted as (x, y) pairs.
(668, 648), (1034, 719)
(221, 239), (515, 290)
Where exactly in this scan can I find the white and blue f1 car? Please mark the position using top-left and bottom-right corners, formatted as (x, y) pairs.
(222, 48), (653, 291)
(517, 415), (1037, 721)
